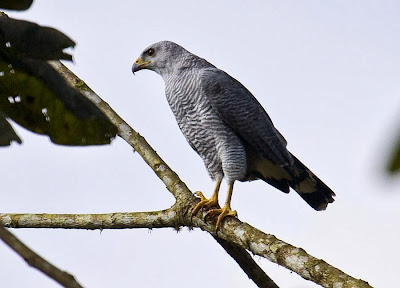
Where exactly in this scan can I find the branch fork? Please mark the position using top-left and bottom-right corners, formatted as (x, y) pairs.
(0, 61), (372, 288)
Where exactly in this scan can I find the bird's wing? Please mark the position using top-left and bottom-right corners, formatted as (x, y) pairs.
(199, 68), (293, 167)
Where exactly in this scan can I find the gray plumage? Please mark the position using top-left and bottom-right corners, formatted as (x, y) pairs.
(132, 41), (335, 211)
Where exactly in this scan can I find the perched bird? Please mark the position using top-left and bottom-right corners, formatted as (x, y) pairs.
(132, 41), (335, 230)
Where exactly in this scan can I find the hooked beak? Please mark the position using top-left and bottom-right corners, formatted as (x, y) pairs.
(132, 57), (151, 74)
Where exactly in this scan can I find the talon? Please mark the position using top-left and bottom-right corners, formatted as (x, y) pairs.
(191, 181), (239, 231)
(191, 180), (222, 218)
(192, 192), (220, 217)
(205, 208), (222, 218)
(214, 205), (237, 231)
(204, 208), (220, 221)
(194, 191), (207, 201)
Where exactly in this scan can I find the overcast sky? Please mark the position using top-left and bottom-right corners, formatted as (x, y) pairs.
(2, 1), (400, 287)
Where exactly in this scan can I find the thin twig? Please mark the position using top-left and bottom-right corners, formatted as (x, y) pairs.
(0, 226), (83, 288)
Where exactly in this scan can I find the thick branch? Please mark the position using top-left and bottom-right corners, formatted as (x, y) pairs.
(213, 236), (279, 288)
(193, 217), (371, 288)
(0, 226), (83, 288)
(49, 61), (193, 205)
(0, 209), (179, 230)
(42, 61), (372, 288)
(1, 210), (372, 288)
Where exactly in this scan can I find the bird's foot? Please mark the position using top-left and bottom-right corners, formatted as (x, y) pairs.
(205, 205), (237, 231)
(192, 191), (220, 217)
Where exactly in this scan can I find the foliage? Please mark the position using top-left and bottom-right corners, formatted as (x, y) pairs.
(0, 14), (117, 146)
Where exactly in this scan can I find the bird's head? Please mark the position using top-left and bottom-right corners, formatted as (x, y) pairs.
(132, 41), (188, 77)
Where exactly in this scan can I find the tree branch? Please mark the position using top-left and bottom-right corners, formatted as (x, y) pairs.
(192, 216), (371, 288)
(50, 60), (280, 287)
(0, 211), (277, 288)
(19, 60), (371, 288)
(213, 235), (279, 288)
(49, 61), (193, 205)
(0, 208), (179, 230)
(1, 209), (371, 288)
(0, 226), (83, 288)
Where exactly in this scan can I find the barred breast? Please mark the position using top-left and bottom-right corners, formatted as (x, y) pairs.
(164, 69), (247, 182)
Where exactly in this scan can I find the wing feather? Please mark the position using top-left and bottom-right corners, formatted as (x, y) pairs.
(200, 68), (293, 167)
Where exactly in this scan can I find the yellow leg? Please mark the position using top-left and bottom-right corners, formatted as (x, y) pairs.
(192, 179), (222, 216)
(206, 182), (237, 231)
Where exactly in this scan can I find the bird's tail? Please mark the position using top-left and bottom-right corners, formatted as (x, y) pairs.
(287, 154), (335, 210)
(247, 151), (335, 210)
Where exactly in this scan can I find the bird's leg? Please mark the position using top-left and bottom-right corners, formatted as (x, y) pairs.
(192, 179), (222, 216)
(206, 182), (238, 231)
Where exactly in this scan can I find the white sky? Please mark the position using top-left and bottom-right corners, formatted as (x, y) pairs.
(2, 1), (400, 287)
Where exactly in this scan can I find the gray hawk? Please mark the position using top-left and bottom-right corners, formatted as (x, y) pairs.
(132, 41), (335, 230)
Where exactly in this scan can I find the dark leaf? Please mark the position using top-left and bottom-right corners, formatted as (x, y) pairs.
(0, 15), (117, 146)
(0, 57), (117, 146)
(0, 0), (33, 11)
(0, 113), (21, 146)
(388, 132), (400, 174)
(0, 15), (75, 61)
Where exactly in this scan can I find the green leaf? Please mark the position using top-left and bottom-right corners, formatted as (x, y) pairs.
(0, 58), (117, 146)
(0, 15), (117, 146)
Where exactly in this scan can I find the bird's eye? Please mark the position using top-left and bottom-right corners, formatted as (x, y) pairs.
(147, 48), (155, 56)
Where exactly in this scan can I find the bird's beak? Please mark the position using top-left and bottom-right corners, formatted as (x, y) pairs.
(132, 57), (151, 74)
